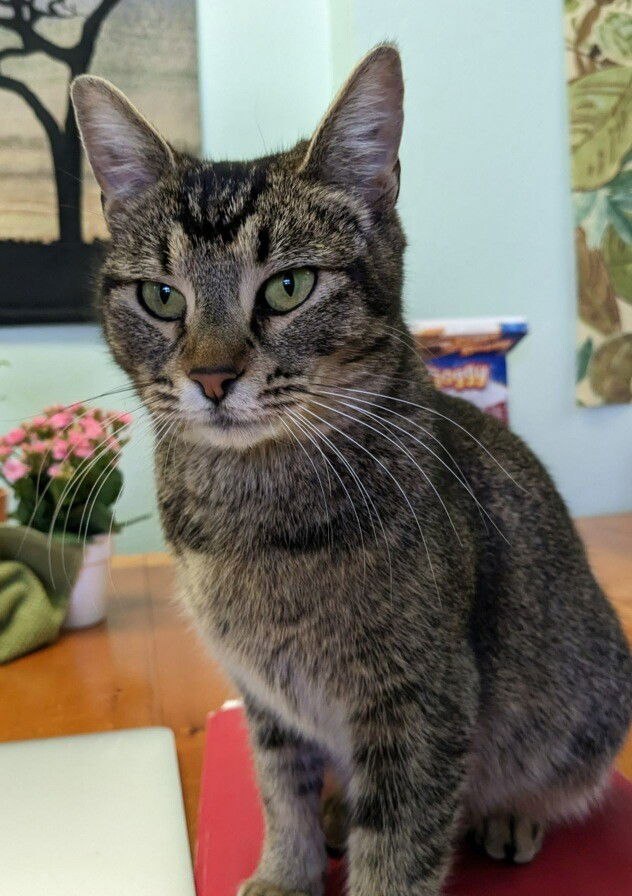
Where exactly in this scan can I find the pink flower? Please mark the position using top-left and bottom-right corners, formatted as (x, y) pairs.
(49, 411), (73, 430)
(47, 464), (64, 478)
(51, 437), (69, 460)
(2, 458), (29, 483)
(0, 445), (12, 460)
(81, 416), (104, 439)
(26, 440), (49, 454)
(116, 412), (132, 426)
(67, 431), (93, 456)
(4, 427), (26, 446)
(107, 437), (121, 453)
(67, 430), (84, 447)
(65, 429), (94, 458)
(31, 415), (48, 428)
(73, 444), (94, 459)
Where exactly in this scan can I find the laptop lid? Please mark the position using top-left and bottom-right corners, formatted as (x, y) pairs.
(0, 727), (196, 895)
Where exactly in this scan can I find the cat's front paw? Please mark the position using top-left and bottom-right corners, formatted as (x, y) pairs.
(321, 789), (348, 858)
(238, 880), (312, 896)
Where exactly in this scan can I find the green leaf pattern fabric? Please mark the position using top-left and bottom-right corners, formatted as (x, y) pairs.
(566, 1), (632, 406)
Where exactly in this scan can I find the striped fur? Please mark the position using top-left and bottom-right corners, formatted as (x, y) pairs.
(72, 45), (632, 896)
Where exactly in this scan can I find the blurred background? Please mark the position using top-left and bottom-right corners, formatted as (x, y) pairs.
(2, 0), (630, 553)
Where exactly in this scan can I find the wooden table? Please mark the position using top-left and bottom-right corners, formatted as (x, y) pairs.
(1, 514), (631, 854)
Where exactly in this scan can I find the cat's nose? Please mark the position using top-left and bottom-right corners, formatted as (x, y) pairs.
(188, 366), (239, 403)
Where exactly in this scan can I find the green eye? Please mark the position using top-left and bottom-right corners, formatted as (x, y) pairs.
(138, 282), (186, 321)
(263, 268), (316, 313)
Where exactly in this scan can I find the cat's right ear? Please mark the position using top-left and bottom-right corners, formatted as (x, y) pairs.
(70, 76), (174, 215)
(300, 44), (404, 212)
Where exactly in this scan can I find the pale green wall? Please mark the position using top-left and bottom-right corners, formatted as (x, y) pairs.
(1, 0), (630, 555)
(197, 0), (333, 159)
(331, 0), (631, 516)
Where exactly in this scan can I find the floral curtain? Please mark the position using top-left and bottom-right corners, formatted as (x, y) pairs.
(566, 0), (632, 405)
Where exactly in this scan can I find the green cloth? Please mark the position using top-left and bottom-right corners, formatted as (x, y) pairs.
(0, 525), (83, 663)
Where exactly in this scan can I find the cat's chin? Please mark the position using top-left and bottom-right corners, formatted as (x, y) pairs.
(183, 418), (285, 452)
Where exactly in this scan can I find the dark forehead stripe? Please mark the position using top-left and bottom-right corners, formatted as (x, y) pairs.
(179, 161), (269, 248)
(217, 164), (268, 244)
(158, 236), (172, 275)
(256, 225), (270, 264)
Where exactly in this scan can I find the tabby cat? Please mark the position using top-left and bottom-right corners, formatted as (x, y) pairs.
(71, 45), (632, 896)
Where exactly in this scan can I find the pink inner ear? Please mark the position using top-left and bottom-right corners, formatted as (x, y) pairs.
(73, 82), (172, 205)
(102, 147), (159, 198)
(88, 125), (164, 201)
(303, 48), (403, 206)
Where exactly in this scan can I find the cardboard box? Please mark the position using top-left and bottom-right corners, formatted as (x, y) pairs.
(411, 317), (527, 424)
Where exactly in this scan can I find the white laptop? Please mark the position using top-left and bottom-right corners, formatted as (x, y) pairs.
(0, 727), (196, 895)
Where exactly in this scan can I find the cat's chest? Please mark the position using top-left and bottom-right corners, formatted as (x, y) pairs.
(176, 547), (351, 753)
(176, 544), (333, 664)
(155, 434), (377, 563)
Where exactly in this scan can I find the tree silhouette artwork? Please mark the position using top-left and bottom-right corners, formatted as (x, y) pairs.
(0, 0), (121, 323)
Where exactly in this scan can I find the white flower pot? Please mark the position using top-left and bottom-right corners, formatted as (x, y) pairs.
(63, 534), (113, 630)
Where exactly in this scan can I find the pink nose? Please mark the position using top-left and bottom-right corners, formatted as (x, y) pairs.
(189, 366), (238, 402)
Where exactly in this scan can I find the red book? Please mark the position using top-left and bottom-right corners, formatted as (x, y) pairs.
(195, 703), (632, 896)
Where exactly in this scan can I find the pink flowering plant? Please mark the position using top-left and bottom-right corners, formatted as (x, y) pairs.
(0, 404), (133, 538)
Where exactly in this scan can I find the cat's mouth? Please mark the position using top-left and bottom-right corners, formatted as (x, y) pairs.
(186, 405), (288, 450)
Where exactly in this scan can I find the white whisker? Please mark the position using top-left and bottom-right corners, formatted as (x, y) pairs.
(294, 413), (395, 601)
(319, 384), (527, 493)
(286, 408), (369, 586)
(279, 415), (333, 555)
(309, 387), (509, 545)
(300, 404), (440, 606)
(305, 394), (462, 547)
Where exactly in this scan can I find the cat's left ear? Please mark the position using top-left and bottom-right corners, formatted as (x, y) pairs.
(300, 44), (404, 211)
(70, 75), (174, 215)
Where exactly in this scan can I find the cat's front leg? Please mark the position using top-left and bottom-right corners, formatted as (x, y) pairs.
(346, 698), (469, 896)
(238, 694), (328, 896)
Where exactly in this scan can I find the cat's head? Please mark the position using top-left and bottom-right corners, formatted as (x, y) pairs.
(72, 45), (407, 450)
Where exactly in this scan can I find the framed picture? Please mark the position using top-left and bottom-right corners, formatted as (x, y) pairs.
(0, 0), (200, 325)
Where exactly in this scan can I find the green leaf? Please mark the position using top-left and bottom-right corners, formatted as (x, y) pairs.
(73, 455), (108, 494)
(573, 189), (597, 227)
(602, 224), (632, 302)
(84, 503), (114, 537)
(118, 512), (152, 529)
(61, 502), (113, 538)
(605, 195), (632, 243)
(95, 466), (123, 507)
(577, 337), (593, 383)
(49, 477), (70, 507)
(608, 168), (632, 200)
(569, 67), (632, 191)
(575, 228), (621, 333)
(576, 164), (632, 247)
(589, 333), (632, 403)
(12, 475), (36, 502)
(578, 189), (612, 247)
(12, 500), (33, 526)
(597, 13), (632, 66)
(70, 461), (122, 507)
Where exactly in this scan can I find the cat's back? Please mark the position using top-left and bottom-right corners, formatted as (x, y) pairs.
(429, 388), (632, 730)
(430, 387), (614, 617)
